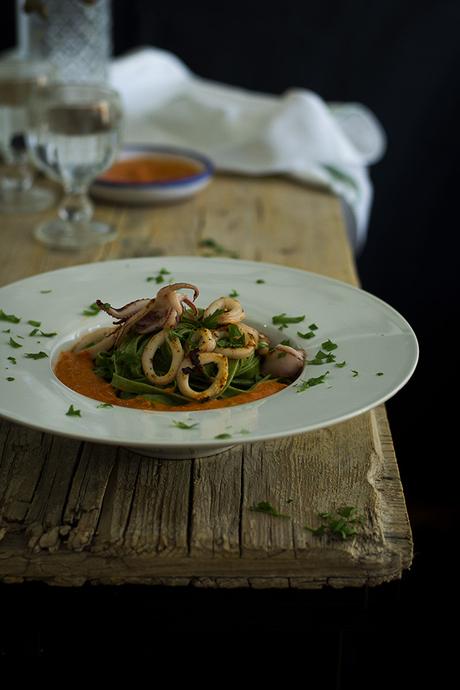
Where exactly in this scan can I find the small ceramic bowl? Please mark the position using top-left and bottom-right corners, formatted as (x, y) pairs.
(90, 145), (214, 204)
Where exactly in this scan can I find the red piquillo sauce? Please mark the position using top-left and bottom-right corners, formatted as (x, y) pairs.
(54, 351), (286, 411)
(100, 157), (202, 184)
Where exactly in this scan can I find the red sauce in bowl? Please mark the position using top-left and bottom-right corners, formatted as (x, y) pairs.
(100, 157), (203, 184)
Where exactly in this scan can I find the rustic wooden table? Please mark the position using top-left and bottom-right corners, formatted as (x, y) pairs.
(0, 175), (412, 588)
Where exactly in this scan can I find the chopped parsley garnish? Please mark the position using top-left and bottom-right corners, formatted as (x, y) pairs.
(199, 308), (226, 330)
(2, 328), (11, 333)
(335, 361), (347, 368)
(308, 323), (318, 331)
(228, 289), (239, 298)
(7, 356), (16, 365)
(82, 302), (101, 316)
(250, 501), (289, 518)
(24, 351), (48, 359)
(6, 377), (15, 382)
(305, 506), (364, 540)
(66, 404), (81, 417)
(308, 350), (336, 365)
(172, 420), (199, 430)
(297, 330), (315, 340)
(376, 372), (384, 376)
(27, 320), (41, 327)
(216, 323), (245, 348)
(8, 337), (22, 349)
(351, 370), (359, 377)
(321, 339), (338, 352)
(198, 238), (239, 259)
(214, 433), (232, 439)
(147, 267), (172, 283)
(256, 279), (265, 284)
(29, 328), (57, 338)
(239, 429), (251, 434)
(40, 290), (52, 294)
(296, 371), (330, 391)
(0, 309), (21, 323)
(97, 402), (113, 408)
(272, 313), (305, 330)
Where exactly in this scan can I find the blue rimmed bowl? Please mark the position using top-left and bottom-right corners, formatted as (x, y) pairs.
(90, 145), (214, 204)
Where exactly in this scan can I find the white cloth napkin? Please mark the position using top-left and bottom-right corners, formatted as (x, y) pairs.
(110, 48), (386, 251)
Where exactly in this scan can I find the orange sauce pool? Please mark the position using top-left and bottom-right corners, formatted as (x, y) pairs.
(54, 351), (287, 411)
(100, 157), (202, 184)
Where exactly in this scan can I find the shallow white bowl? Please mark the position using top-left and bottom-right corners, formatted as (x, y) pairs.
(0, 257), (418, 459)
(90, 145), (214, 204)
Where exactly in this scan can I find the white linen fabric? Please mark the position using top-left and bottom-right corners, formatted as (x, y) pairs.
(110, 48), (386, 250)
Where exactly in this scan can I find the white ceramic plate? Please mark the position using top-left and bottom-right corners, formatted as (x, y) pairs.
(0, 257), (418, 458)
(90, 145), (214, 204)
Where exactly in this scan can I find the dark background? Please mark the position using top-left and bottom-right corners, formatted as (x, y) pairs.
(1, 0), (457, 674)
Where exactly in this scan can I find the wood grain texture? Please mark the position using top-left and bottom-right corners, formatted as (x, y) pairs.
(0, 175), (412, 587)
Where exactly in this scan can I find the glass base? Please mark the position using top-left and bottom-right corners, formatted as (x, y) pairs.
(0, 186), (56, 213)
(34, 219), (117, 250)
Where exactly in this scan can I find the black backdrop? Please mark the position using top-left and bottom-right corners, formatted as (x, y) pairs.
(1, 0), (458, 662)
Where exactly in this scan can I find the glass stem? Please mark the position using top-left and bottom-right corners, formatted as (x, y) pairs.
(58, 186), (93, 224)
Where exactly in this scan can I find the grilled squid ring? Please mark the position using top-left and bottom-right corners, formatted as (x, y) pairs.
(203, 297), (245, 324)
(213, 323), (258, 359)
(141, 330), (184, 385)
(177, 352), (229, 400)
(189, 328), (216, 353)
(73, 326), (117, 359)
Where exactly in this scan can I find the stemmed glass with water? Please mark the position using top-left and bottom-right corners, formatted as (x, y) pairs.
(0, 60), (56, 213)
(28, 83), (122, 249)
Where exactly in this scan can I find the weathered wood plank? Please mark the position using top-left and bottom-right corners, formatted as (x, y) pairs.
(190, 450), (243, 558)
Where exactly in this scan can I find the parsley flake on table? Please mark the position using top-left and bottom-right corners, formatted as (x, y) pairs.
(8, 337), (22, 349)
(0, 309), (21, 324)
(272, 313), (306, 330)
(172, 420), (199, 430)
(295, 371), (330, 391)
(198, 238), (239, 259)
(24, 351), (48, 360)
(7, 356), (16, 365)
(82, 302), (101, 316)
(305, 506), (364, 540)
(66, 405), (81, 417)
(249, 501), (289, 518)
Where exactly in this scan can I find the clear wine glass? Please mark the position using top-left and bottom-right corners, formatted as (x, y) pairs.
(0, 60), (56, 213)
(28, 83), (122, 249)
